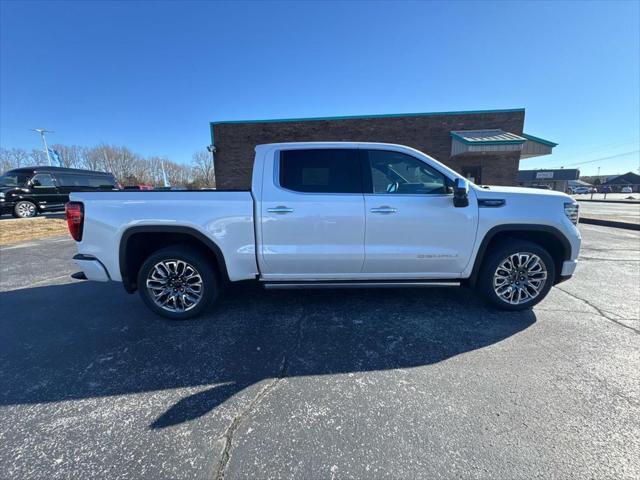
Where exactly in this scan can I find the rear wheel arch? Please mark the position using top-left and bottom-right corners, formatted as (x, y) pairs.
(468, 225), (571, 286)
(119, 226), (229, 293)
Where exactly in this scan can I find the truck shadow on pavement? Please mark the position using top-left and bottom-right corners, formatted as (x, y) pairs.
(0, 281), (535, 429)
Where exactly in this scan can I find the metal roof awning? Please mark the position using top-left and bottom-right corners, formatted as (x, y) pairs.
(520, 134), (558, 159)
(451, 130), (557, 158)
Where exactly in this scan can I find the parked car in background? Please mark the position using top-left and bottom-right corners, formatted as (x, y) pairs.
(123, 185), (154, 191)
(571, 186), (591, 195)
(599, 186), (612, 193)
(621, 186), (633, 193)
(0, 166), (118, 218)
(67, 142), (582, 319)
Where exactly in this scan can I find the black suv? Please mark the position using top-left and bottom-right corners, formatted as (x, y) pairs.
(0, 166), (118, 218)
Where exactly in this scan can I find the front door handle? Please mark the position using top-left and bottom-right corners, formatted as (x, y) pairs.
(267, 206), (294, 214)
(370, 206), (397, 214)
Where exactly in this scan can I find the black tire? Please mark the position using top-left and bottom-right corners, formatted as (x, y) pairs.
(13, 200), (37, 218)
(477, 239), (555, 311)
(137, 245), (219, 320)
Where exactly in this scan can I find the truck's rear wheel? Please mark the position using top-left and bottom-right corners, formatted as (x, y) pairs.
(478, 240), (555, 310)
(137, 246), (218, 320)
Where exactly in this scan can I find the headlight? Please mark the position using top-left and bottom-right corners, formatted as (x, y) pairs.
(0, 192), (4, 198)
(564, 202), (579, 225)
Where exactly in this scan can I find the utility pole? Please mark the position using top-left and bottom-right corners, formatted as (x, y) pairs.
(30, 129), (54, 166)
(161, 160), (170, 188)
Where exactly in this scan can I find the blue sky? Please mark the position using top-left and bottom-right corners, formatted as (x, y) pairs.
(1, 0), (638, 175)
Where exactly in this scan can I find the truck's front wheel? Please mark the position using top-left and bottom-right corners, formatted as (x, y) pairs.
(478, 240), (555, 311)
(137, 246), (219, 320)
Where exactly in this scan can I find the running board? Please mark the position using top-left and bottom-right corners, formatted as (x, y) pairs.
(263, 280), (460, 290)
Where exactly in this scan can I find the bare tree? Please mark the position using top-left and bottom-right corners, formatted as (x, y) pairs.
(82, 146), (104, 171)
(0, 148), (12, 173)
(191, 150), (215, 188)
(0, 148), (31, 171)
(30, 149), (48, 165)
(1, 142), (196, 188)
(51, 144), (84, 168)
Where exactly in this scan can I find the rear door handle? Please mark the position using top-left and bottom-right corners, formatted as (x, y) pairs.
(370, 206), (397, 214)
(267, 206), (294, 214)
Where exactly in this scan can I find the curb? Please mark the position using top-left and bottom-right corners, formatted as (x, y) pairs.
(579, 217), (640, 231)
(577, 199), (640, 205)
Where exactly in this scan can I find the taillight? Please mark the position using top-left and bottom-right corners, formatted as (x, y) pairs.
(65, 202), (84, 241)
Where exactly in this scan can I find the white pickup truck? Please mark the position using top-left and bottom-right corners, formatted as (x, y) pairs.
(67, 142), (581, 319)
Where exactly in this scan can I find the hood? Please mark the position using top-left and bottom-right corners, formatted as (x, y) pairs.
(474, 185), (572, 201)
(0, 185), (23, 193)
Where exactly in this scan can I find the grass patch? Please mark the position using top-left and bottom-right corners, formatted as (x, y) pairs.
(0, 216), (69, 246)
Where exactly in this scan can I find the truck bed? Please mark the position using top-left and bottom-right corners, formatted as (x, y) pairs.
(70, 190), (258, 283)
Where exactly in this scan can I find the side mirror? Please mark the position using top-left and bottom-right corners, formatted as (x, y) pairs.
(453, 178), (469, 208)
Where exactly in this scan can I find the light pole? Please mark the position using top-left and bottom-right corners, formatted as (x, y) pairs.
(30, 129), (54, 166)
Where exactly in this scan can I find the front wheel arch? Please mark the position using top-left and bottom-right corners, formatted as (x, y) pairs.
(468, 225), (570, 287)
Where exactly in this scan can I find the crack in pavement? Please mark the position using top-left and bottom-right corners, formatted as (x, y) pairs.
(213, 301), (306, 480)
(555, 286), (640, 335)
(213, 356), (287, 480)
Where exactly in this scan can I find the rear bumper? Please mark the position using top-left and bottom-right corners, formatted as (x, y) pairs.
(73, 254), (110, 282)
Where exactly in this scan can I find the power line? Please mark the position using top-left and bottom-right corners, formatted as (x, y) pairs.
(548, 150), (640, 169)
(530, 138), (640, 165)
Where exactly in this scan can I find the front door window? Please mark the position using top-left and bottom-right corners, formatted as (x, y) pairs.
(367, 150), (448, 195)
(31, 174), (55, 188)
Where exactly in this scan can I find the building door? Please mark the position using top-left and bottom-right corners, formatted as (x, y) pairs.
(259, 148), (366, 278)
(361, 149), (478, 277)
(461, 166), (481, 184)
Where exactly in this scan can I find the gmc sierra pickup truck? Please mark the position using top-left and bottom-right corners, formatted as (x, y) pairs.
(66, 142), (581, 319)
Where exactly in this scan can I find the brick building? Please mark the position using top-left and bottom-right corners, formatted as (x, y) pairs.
(209, 108), (557, 190)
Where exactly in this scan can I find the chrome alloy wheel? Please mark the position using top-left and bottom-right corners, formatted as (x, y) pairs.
(145, 259), (204, 313)
(493, 252), (548, 305)
(17, 202), (36, 217)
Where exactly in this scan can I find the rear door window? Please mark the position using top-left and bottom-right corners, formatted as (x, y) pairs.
(279, 149), (362, 194)
(56, 174), (91, 187)
(87, 176), (116, 188)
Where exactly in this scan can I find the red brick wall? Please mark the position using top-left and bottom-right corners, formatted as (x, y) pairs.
(212, 110), (525, 190)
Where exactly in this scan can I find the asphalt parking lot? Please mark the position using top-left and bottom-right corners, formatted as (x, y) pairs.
(578, 201), (640, 225)
(1, 224), (639, 479)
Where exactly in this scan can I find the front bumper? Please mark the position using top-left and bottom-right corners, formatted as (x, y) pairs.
(73, 254), (110, 282)
(0, 201), (15, 215)
(561, 259), (577, 276)
(556, 259), (578, 284)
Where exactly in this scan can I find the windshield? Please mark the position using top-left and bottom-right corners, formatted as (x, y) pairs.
(0, 172), (31, 187)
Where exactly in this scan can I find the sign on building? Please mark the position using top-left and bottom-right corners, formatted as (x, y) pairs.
(536, 171), (554, 179)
